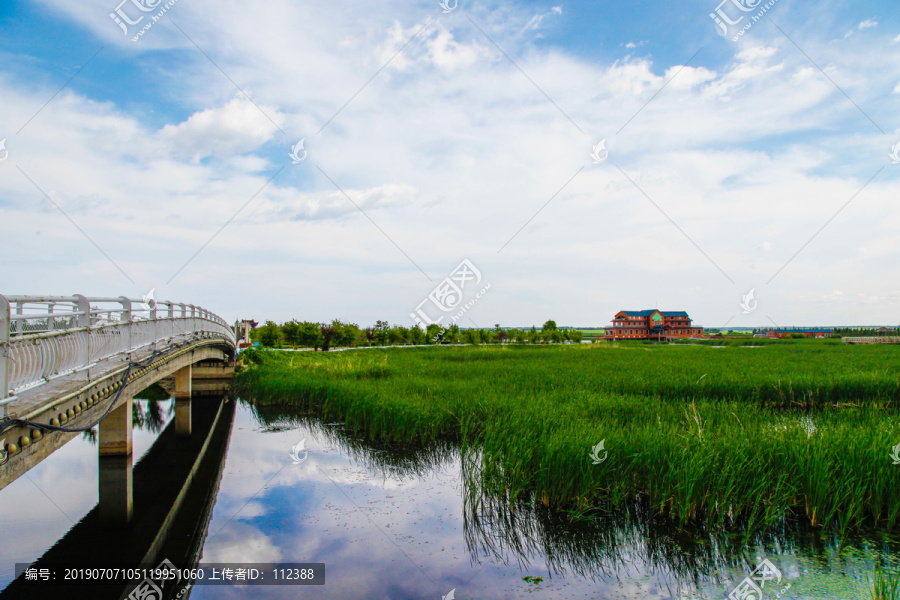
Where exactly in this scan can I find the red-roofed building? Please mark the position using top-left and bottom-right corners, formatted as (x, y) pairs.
(604, 310), (703, 341)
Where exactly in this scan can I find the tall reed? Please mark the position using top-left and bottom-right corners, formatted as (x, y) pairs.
(867, 565), (900, 600)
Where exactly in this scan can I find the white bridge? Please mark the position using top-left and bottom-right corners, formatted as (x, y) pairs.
(0, 293), (236, 524)
(1, 294), (233, 403)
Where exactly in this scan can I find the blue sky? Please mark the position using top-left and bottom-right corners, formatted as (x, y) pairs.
(0, 0), (898, 327)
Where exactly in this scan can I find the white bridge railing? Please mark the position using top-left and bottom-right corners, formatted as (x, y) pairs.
(0, 294), (235, 404)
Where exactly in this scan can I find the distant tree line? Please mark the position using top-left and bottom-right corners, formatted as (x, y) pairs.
(248, 319), (583, 350)
(833, 327), (898, 337)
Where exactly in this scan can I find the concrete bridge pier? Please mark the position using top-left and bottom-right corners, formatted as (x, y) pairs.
(175, 365), (192, 437)
(98, 397), (133, 524)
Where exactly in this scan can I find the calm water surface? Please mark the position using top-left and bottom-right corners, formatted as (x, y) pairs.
(1, 398), (896, 599)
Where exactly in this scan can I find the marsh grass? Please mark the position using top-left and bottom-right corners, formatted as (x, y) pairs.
(236, 344), (900, 531)
(868, 565), (900, 600)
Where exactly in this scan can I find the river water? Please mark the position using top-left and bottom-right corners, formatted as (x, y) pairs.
(1, 398), (896, 599)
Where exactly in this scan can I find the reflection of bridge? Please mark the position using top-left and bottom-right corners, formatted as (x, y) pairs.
(0, 294), (235, 524)
(1, 397), (236, 600)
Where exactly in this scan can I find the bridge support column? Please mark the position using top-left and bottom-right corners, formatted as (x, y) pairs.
(174, 365), (191, 437)
(98, 396), (133, 524)
(99, 396), (132, 456)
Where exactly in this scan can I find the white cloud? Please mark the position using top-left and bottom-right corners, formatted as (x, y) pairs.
(857, 18), (878, 30)
(249, 183), (420, 222)
(158, 96), (284, 160)
(200, 522), (282, 563)
(846, 18), (878, 39)
(736, 45), (778, 61)
(523, 6), (564, 31)
(425, 26), (488, 70)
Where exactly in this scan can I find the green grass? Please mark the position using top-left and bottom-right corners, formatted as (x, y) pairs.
(578, 329), (606, 336)
(868, 565), (900, 600)
(235, 344), (900, 532)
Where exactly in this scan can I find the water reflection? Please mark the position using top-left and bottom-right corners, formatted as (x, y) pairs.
(3, 398), (898, 599)
(248, 401), (899, 599)
(462, 487), (900, 595)
(248, 403), (459, 481)
(131, 398), (168, 434)
(0, 397), (180, 587)
(0, 397), (234, 600)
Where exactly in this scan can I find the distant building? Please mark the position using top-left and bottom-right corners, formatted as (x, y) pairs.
(604, 310), (703, 341)
(766, 328), (833, 339)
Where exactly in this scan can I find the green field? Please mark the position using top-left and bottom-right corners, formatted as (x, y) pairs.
(236, 343), (900, 535)
(578, 329), (606, 337)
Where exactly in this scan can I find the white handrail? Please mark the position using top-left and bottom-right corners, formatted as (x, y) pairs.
(1, 294), (235, 400)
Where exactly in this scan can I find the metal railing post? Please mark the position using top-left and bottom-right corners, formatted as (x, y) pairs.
(150, 300), (158, 352)
(166, 302), (174, 342)
(1, 294), (10, 404)
(168, 302), (175, 341)
(119, 296), (132, 361)
(14, 301), (22, 336)
(47, 302), (56, 332)
(73, 294), (91, 380)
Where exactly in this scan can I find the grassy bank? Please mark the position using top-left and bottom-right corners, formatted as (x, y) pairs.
(235, 344), (900, 533)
